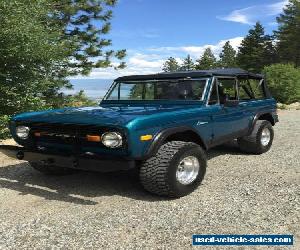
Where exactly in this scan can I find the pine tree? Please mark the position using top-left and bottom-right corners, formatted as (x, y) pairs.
(236, 22), (277, 73)
(236, 22), (267, 72)
(275, 0), (300, 67)
(180, 55), (195, 71)
(219, 41), (237, 68)
(49, 0), (126, 75)
(162, 57), (180, 72)
(262, 35), (278, 67)
(195, 48), (217, 70)
(0, 0), (125, 119)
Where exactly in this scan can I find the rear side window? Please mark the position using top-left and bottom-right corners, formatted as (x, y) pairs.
(248, 79), (265, 99)
(238, 79), (265, 100)
(238, 80), (255, 101)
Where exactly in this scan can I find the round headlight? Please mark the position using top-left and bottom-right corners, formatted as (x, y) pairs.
(16, 126), (30, 139)
(102, 132), (122, 148)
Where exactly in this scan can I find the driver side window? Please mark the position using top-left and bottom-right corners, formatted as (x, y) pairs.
(217, 78), (238, 104)
(208, 78), (238, 105)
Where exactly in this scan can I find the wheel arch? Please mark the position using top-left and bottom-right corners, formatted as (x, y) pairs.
(143, 126), (207, 160)
(249, 112), (276, 134)
(256, 113), (275, 126)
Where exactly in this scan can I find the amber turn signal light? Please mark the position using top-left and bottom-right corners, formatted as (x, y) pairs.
(86, 135), (101, 142)
(140, 135), (153, 141)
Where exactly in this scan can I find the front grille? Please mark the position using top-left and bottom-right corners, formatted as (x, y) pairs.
(24, 122), (124, 149)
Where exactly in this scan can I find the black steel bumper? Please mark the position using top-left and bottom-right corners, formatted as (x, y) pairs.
(0, 145), (135, 172)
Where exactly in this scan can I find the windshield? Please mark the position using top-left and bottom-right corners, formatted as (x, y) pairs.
(105, 79), (208, 101)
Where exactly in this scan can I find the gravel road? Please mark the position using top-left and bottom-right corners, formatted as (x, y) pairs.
(0, 110), (299, 250)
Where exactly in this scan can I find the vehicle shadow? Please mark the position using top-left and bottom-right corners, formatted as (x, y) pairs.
(207, 140), (245, 160)
(0, 163), (161, 205)
(0, 140), (244, 205)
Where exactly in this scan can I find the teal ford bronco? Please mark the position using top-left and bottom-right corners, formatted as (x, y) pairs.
(2, 68), (278, 197)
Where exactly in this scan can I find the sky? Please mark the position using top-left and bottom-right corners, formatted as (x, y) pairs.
(68, 0), (288, 97)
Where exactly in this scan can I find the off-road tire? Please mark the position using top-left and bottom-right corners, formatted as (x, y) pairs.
(30, 162), (76, 175)
(139, 141), (207, 197)
(238, 120), (274, 154)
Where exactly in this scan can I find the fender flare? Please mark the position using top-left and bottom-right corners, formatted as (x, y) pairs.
(249, 112), (278, 134)
(141, 126), (207, 160)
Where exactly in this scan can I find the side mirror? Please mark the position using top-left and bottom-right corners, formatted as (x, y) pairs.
(224, 99), (239, 107)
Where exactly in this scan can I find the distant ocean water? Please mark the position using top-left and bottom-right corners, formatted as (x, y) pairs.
(63, 79), (114, 100)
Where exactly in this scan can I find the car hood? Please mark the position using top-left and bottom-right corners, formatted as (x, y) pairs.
(12, 104), (203, 127)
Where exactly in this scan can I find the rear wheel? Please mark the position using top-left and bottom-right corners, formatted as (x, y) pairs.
(139, 141), (207, 197)
(30, 162), (76, 175)
(238, 120), (274, 154)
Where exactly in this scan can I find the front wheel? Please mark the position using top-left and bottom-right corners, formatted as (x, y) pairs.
(139, 141), (207, 197)
(238, 120), (274, 154)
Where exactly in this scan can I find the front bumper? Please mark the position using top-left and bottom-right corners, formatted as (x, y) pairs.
(0, 145), (135, 172)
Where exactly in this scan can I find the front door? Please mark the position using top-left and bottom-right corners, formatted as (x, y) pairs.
(207, 77), (250, 146)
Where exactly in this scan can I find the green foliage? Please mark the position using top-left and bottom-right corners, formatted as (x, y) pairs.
(0, 115), (10, 140)
(0, 91), (96, 139)
(263, 64), (300, 104)
(48, 90), (98, 109)
(49, 0), (126, 74)
(276, 0), (300, 67)
(0, 0), (67, 115)
(195, 48), (216, 70)
(0, 0), (125, 116)
(219, 41), (237, 68)
(0, 0), (124, 139)
(237, 22), (277, 73)
(263, 35), (278, 67)
(162, 57), (180, 72)
(180, 55), (195, 71)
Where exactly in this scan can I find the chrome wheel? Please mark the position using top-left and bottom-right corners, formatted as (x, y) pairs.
(261, 127), (271, 146)
(176, 156), (200, 185)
